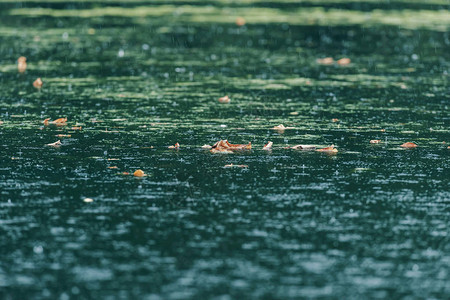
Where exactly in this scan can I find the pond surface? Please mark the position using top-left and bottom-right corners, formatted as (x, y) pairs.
(0, 1), (449, 299)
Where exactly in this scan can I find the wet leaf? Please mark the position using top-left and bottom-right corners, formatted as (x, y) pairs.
(370, 140), (381, 144)
(235, 17), (246, 26)
(290, 145), (317, 150)
(211, 140), (251, 153)
(201, 144), (212, 149)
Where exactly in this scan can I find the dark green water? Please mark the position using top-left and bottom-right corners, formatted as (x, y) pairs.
(0, 1), (449, 299)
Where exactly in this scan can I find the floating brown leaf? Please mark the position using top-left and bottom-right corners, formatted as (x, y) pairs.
(370, 140), (381, 144)
(211, 140), (251, 152)
(44, 117), (67, 126)
(337, 58), (351, 66)
(33, 77), (43, 89)
(290, 145), (316, 150)
(316, 57), (334, 65)
(400, 142), (417, 148)
(224, 164), (248, 168)
(201, 144), (212, 149)
(235, 17), (246, 26)
(316, 145), (338, 152)
(133, 169), (146, 177)
(262, 141), (273, 150)
(218, 95), (230, 103)
(168, 142), (180, 149)
(17, 56), (27, 73)
(46, 140), (62, 147)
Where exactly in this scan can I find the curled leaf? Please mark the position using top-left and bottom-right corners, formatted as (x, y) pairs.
(218, 95), (230, 103)
(33, 77), (43, 89)
(168, 142), (180, 149)
(262, 141), (273, 150)
(400, 142), (417, 148)
(44, 117), (67, 126)
(370, 140), (381, 144)
(316, 145), (338, 152)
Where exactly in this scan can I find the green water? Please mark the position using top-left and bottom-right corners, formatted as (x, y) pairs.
(0, 1), (449, 299)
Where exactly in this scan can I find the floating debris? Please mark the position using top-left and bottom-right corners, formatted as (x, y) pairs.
(332, 118), (339, 122)
(316, 57), (334, 65)
(201, 144), (212, 149)
(401, 142), (417, 148)
(224, 164), (248, 168)
(168, 143), (180, 149)
(133, 169), (146, 177)
(55, 134), (71, 138)
(33, 77), (43, 89)
(316, 145), (338, 152)
(272, 124), (294, 132)
(72, 126), (82, 130)
(218, 95), (230, 103)
(83, 198), (94, 203)
(108, 166), (118, 169)
(235, 17), (246, 26)
(17, 56), (27, 73)
(44, 117), (67, 126)
(210, 140), (251, 153)
(262, 141), (273, 150)
(290, 145), (317, 150)
(337, 58), (351, 65)
(370, 140), (382, 144)
(46, 140), (62, 147)
(0, 121), (3, 125)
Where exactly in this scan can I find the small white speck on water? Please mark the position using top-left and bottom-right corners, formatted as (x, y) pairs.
(118, 49), (125, 57)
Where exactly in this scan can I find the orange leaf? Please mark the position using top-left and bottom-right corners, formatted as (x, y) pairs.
(18, 56), (27, 73)
(400, 142), (417, 148)
(133, 169), (146, 177)
(370, 140), (381, 144)
(337, 58), (351, 66)
(316, 57), (334, 65)
(262, 141), (273, 150)
(235, 17), (246, 26)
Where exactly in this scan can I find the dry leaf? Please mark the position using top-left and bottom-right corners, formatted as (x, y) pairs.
(332, 118), (339, 122)
(400, 142), (417, 148)
(72, 126), (82, 130)
(263, 141), (273, 150)
(218, 95), (230, 103)
(46, 140), (62, 147)
(316, 57), (334, 65)
(337, 58), (351, 66)
(370, 140), (381, 144)
(133, 169), (146, 177)
(44, 117), (67, 126)
(33, 78), (43, 89)
(17, 56), (27, 73)
(201, 144), (212, 149)
(168, 142), (180, 149)
(108, 166), (118, 169)
(317, 145), (338, 152)
(56, 134), (71, 138)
